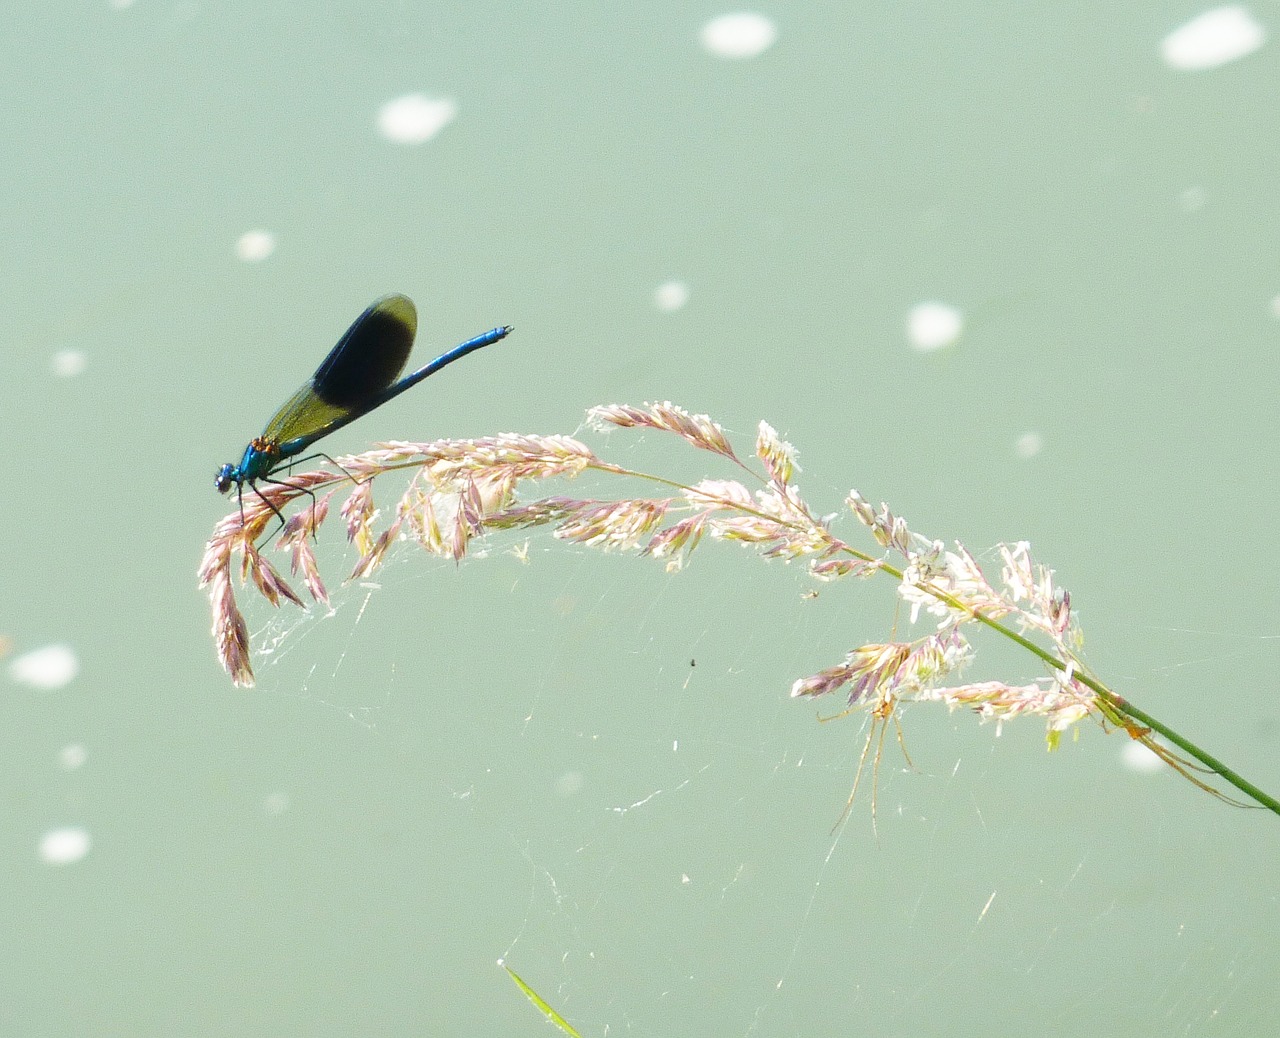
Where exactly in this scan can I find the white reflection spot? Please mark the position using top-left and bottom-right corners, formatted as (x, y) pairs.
(51, 350), (87, 378)
(235, 230), (276, 262)
(1121, 740), (1165, 774)
(654, 281), (691, 312)
(1179, 186), (1206, 212)
(1160, 6), (1266, 71)
(377, 94), (457, 144)
(1015, 432), (1043, 459)
(59, 744), (88, 771)
(906, 301), (963, 352)
(10, 644), (79, 690)
(700, 13), (778, 59)
(39, 827), (91, 865)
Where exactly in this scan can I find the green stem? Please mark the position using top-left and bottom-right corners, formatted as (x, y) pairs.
(893, 579), (1280, 815)
(1108, 694), (1280, 813)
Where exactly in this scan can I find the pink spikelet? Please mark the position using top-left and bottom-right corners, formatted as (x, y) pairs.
(341, 480), (376, 555)
(589, 402), (739, 462)
(279, 492), (333, 607)
(197, 521), (257, 687)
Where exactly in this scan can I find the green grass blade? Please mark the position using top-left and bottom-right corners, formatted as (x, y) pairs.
(499, 960), (583, 1037)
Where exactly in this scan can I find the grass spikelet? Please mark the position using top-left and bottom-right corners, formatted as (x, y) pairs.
(756, 420), (799, 485)
(589, 402), (738, 461)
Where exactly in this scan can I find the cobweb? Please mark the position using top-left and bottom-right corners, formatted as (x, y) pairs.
(235, 437), (1280, 1038)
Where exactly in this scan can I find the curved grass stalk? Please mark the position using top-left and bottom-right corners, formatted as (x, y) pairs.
(199, 403), (1280, 818)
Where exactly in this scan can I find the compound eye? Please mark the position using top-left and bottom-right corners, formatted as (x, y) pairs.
(215, 465), (235, 494)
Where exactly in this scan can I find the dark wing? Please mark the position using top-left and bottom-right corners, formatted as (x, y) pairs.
(261, 295), (418, 453)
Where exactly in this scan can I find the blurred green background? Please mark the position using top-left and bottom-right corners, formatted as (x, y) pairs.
(2, 3), (1278, 1035)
